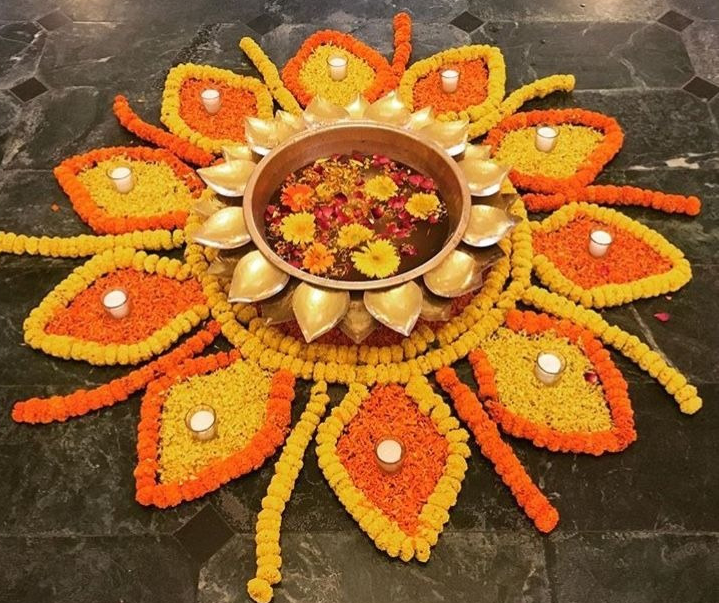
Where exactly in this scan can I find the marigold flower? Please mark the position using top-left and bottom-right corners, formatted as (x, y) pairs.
(280, 212), (315, 244)
(337, 223), (374, 249)
(352, 239), (401, 278)
(302, 242), (335, 274)
(281, 183), (315, 211)
(405, 192), (440, 219)
(364, 175), (398, 201)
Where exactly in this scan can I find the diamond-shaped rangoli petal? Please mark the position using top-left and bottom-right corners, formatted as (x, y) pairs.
(315, 379), (470, 562)
(135, 352), (294, 507)
(531, 203), (692, 307)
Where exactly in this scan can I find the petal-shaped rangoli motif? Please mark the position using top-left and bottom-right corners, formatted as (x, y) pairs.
(24, 247), (209, 365)
(531, 202), (691, 307)
(54, 146), (204, 234)
(135, 351), (295, 507)
(485, 109), (624, 194)
(161, 64), (274, 153)
(282, 31), (398, 107)
(316, 378), (470, 562)
(471, 309), (636, 455)
(399, 45), (506, 122)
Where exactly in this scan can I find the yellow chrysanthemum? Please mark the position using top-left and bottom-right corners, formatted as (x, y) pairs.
(405, 193), (440, 220)
(337, 223), (374, 249)
(280, 212), (315, 244)
(352, 239), (401, 278)
(364, 175), (398, 201)
(302, 242), (335, 275)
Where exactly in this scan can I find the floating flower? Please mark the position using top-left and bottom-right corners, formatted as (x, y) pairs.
(281, 183), (315, 212)
(364, 175), (398, 201)
(302, 242), (335, 274)
(337, 223), (374, 249)
(352, 239), (401, 278)
(280, 212), (315, 244)
(405, 192), (440, 220)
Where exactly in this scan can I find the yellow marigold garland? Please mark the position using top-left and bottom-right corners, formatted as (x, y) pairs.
(23, 247), (209, 366)
(247, 380), (332, 603)
(522, 285), (702, 414)
(497, 74), (576, 122)
(315, 378), (470, 563)
(531, 203), (692, 308)
(239, 37), (303, 115)
(161, 63), (274, 153)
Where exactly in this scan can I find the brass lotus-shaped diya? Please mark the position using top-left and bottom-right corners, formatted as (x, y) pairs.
(192, 94), (518, 343)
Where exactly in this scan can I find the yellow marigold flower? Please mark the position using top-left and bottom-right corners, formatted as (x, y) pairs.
(302, 242), (335, 275)
(337, 223), (374, 249)
(280, 212), (315, 244)
(405, 192), (440, 219)
(364, 175), (398, 201)
(352, 239), (401, 278)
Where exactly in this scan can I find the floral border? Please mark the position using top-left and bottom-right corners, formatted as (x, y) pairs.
(471, 309), (636, 455)
(135, 351), (295, 507)
(315, 377), (471, 561)
(23, 247), (209, 366)
(54, 145), (204, 235)
(161, 63), (274, 153)
(531, 202), (692, 308)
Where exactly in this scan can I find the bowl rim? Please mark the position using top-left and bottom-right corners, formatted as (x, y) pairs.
(242, 120), (471, 291)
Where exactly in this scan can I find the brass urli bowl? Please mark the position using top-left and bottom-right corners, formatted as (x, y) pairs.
(242, 121), (471, 291)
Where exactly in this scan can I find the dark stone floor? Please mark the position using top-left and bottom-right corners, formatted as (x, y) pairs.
(1, 1), (718, 602)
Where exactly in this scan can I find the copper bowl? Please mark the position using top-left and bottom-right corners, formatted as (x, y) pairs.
(242, 121), (471, 291)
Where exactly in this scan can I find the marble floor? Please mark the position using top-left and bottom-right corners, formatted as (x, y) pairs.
(1, 0), (718, 602)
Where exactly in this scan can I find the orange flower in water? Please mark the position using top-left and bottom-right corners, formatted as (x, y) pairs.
(281, 183), (316, 211)
(302, 242), (335, 274)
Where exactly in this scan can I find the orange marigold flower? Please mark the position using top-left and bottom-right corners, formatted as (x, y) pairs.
(282, 183), (315, 211)
(302, 242), (335, 274)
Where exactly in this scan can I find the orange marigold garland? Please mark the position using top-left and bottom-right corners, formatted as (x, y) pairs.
(135, 351), (295, 508)
(391, 12), (412, 78)
(435, 366), (559, 533)
(412, 59), (489, 114)
(12, 322), (221, 424)
(112, 95), (215, 167)
(472, 310), (636, 455)
(54, 146), (203, 235)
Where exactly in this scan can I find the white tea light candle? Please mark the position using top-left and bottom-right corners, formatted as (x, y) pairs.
(589, 229), (613, 257)
(535, 125), (558, 152)
(375, 437), (405, 474)
(107, 166), (134, 194)
(200, 88), (221, 114)
(327, 55), (348, 81)
(535, 351), (565, 386)
(186, 405), (218, 441)
(102, 288), (130, 319)
(441, 69), (459, 93)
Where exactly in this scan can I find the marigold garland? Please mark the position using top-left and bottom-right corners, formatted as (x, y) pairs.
(247, 381), (332, 603)
(472, 310), (636, 454)
(522, 285), (702, 414)
(12, 322), (221, 424)
(391, 12), (412, 78)
(112, 95), (215, 167)
(161, 63), (273, 153)
(531, 203), (691, 308)
(411, 59), (489, 114)
(435, 366), (559, 533)
(135, 352), (295, 507)
(0, 228), (186, 257)
(54, 146), (203, 235)
(24, 247), (209, 366)
(523, 184), (702, 216)
(485, 108), (624, 194)
(282, 30), (398, 107)
(316, 378), (470, 561)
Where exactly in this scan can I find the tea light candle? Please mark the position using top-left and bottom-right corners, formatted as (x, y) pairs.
(589, 229), (613, 257)
(535, 351), (565, 386)
(107, 166), (134, 194)
(200, 88), (221, 114)
(102, 288), (130, 319)
(375, 437), (405, 474)
(441, 69), (459, 93)
(186, 405), (218, 441)
(535, 125), (558, 152)
(327, 56), (348, 81)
